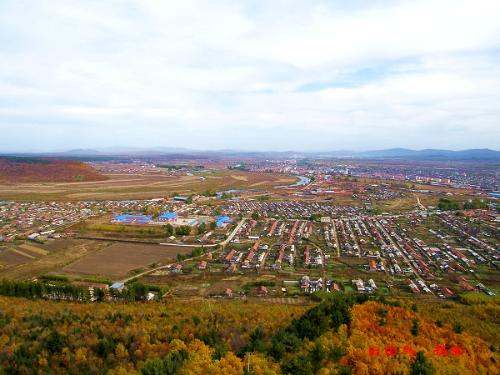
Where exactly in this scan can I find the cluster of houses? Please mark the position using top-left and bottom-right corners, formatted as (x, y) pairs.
(221, 243), (269, 272)
(300, 276), (340, 293)
(438, 213), (498, 263)
(222, 218), (324, 272)
(0, 200), (106, 242)
(352, 278), (378, 293)
(223, 200), (362, 220)
(303, 246), (324, 267)
(330, 212), (497, 297)
(91, 161), (165, 174)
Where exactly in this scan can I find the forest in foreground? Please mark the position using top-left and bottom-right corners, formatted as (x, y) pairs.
(0, 293), (497, 375)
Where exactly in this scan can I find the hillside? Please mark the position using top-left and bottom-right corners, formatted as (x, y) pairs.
(0, 157), (106, 183)
(0, 294), (496, 374)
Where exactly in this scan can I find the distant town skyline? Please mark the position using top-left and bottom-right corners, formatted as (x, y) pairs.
(1, 0), (500, 152)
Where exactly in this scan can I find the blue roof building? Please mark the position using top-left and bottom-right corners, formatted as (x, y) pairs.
(216, 215), (231, 227)
(159, 211), (178, 221)
(113, 214), (153, 224)
(110, 282), (125, 291)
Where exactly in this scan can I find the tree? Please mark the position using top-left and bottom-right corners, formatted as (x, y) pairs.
(410, 351), (435, 375)
(377, 307), (388, 326)
(45, 330), (65, 354)
(411, 319), (419, 336)
(141, 349), (188, 375)
(437, 198), (460, 211)
(203, 190), (216, 197)
(309, 213), (321, 222)
(281, 354), (314, 375)
(241, 325), (266, 354)
(141, 358), (166, 375)
(463, 198), (488, 210)
(269, 330), (301, 360)
(164, 223), (174, 237)
(251, 211), (259, 220)
(94, 287), (106, 302)
(175, 225), (191, 236)
(197, 222), (207, 235)
(129, 282), (147, 301)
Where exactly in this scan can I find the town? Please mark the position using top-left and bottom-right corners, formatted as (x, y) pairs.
(0, 156), (497, 304)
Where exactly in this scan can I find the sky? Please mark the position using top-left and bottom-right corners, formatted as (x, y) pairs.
(1, 0), (500, 152)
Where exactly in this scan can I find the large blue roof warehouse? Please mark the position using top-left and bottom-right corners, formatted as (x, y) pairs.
(113, 214), (152, 224)
(159, 212), (178, 221)
(216, 215), (231, 227)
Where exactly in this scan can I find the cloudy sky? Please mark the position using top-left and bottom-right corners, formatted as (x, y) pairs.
(1, 0), (500, 152)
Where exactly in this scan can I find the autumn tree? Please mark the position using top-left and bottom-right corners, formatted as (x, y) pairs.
(410, 351), (435, 375)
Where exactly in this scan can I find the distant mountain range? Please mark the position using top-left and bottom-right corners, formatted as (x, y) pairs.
(343, 148), (500, 160)
(2, 148), (499, 161)
(61, 147), (192, 156)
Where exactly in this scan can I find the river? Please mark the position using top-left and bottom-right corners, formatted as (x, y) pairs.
(290, 175), (311, 187)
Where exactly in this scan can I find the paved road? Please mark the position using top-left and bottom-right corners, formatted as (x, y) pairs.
(221, 217), (247, 246)
(346, 219), (362, 258)
(414, 194), (426, 211)
(331, 219), (341, 257)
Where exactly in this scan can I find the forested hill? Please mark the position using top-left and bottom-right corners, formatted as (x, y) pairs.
(0, 157), (106, 183)
(0, 293), (496, 374)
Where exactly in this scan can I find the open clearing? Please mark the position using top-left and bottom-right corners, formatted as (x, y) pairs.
(0, 171), (293, 201)
(230, 174), (248, 181)
(0, 249), (31, 267)
(62, 243), (193, 278)
(11, 249), (36, 259)
(0, 239), (109, 279)
(18, 243), (49, 256)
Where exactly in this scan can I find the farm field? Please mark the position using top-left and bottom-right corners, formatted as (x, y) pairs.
(0, 171), (297, 201)
(61, 242), (193, 278)
(0, 239), (108, 280)
(0, 249), (32, 267)
(0, 243), (51, 268)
